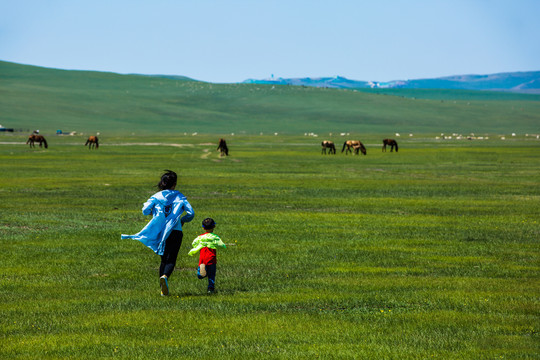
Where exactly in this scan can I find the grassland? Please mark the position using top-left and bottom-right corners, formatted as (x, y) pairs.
(1, 134), (538, 359)
(1, 60), (539, 358)
(1, 61), (540, 136)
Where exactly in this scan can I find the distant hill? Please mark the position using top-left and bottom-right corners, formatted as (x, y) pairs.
(244, 71), (540, 94)
(1, 60), (539, 135)
(134, 73), (197, 82)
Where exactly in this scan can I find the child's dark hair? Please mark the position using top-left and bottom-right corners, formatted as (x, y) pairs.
(202, 218), (216, 230)
(157, 170), (177, 190)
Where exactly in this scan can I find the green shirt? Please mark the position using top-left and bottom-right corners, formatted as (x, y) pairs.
(188, 232), (226, 256)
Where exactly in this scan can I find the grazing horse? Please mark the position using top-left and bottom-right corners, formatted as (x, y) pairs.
(85, 136), (99, 149)
(217, 138), (229, 156)
(382, 139), (398, 152)
(321, 140), (336, 154)
(341, 140), (366, 155)
(26, 134), (48, 149)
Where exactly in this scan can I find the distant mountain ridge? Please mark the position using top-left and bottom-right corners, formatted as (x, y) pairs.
(243, 71), (540, 93)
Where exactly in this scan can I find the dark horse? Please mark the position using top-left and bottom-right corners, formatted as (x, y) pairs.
(85, 136), (99, 149)
(342, 140), (366, 155)
(321, 140), (336, 154)
(217, 138), (229, 156)
(382, 139), (398, 152)
(26, 134), (48, 149)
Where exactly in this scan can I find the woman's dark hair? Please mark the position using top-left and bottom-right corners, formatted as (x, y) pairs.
(157, 170), (177, 190)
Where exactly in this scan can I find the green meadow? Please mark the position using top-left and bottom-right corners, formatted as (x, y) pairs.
(1, 61), (539, 358)
(1, 60), (540, 136)
(0, 134), (538, 359)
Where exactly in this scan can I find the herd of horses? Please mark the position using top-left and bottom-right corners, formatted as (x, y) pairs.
(25, 134), (397, 156)
(322, 139), (398, 155)
(26, 134), (99, 149)
(26, 134), (223, 154)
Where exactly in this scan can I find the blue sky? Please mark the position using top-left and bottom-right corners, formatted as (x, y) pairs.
(1, 0), (539, 83)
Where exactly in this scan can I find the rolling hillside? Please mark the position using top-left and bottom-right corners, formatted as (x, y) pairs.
(1, 61), (539, 136)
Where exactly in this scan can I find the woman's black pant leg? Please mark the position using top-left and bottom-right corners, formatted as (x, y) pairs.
(159, 230), (183, 278)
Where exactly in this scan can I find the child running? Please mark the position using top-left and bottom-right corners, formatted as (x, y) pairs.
(122, 170), (194, 296)
(188, 218), (226, 294)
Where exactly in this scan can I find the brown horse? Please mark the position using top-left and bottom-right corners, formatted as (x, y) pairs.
(382, 139), (398, 152)
(85, 136), (99, 149)
(321, 140), (336, 154)
(26, 134), (48, 149)
(217, 138), (229, 156)
(342, 140), (366, 155)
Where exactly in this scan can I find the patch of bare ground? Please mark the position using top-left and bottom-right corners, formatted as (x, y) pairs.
(200, 149), (211, 159)
(108, 143), (195, 147)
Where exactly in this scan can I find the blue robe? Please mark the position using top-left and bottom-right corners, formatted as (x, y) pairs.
(121, 190), (194, 255)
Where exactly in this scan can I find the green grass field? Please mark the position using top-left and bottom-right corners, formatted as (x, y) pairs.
(2, 61), (540, 136)
(1, 134), (538, 359)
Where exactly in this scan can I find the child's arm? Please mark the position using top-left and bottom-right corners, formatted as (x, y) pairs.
(188, 236), (203, 256)
(188, 243), (204, 256)
(214, 235), (227, 249)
